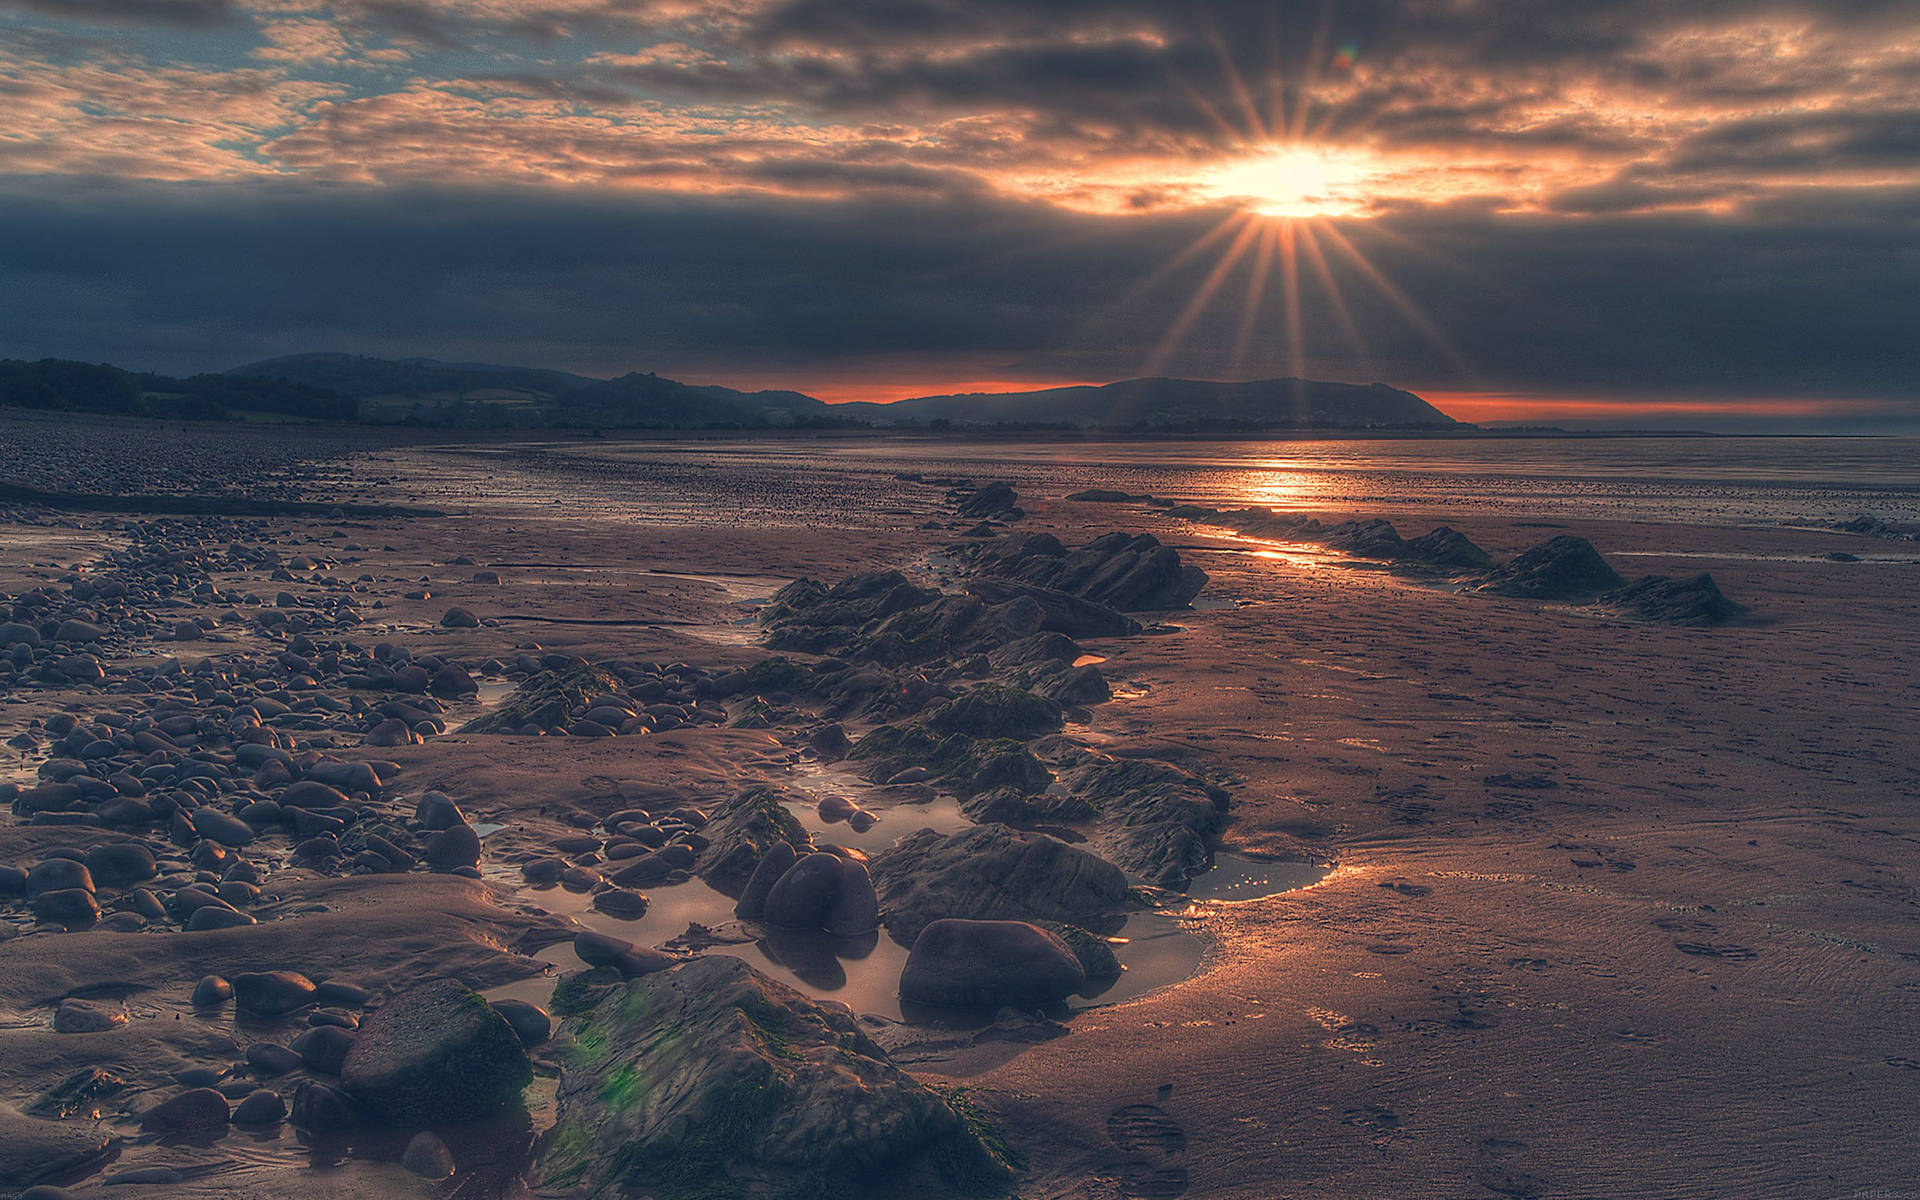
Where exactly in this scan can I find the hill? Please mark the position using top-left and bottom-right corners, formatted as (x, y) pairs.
(0, 358), (355, 422)
(841, 377), (1458, 430)
(229, 354), (843, 428)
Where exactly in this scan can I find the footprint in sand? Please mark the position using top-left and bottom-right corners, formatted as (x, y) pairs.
(1107, 1103), (1189, 1197)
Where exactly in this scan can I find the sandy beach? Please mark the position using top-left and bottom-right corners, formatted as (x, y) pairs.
(2, 415), (1917, 1199)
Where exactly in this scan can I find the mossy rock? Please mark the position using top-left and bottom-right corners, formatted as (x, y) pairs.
(537, 957), (1012, 1199)
(460, 664), (624, 733)
(339, 978), (531, 1124)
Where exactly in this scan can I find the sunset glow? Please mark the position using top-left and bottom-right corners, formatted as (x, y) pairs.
(1204, 147), (1382, 219)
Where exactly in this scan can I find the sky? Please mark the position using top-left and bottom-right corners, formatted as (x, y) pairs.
(1, 0), (1917, 429)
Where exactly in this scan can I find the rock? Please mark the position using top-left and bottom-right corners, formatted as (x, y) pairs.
(1056, 751), (1230, 887)
(339, 979), (532, 1124)
(425, 822), (482, 869)
(415, 790), (467, 830)
(53, 999), (125, 1034)
(429, 664), (478, 698)
(289, 1080), (353, 1134)
(957, 480), (1020, 519)
(440, 607), (480, 628)
(459, 664), (623, 735)
(32, 889), (98, 927)
(403, 1130), (456, 1180)
(691, 786), (810, 893)
(733, 840), (797, 920)
(900, 918), (1087, 1008)
(761, 852), (847, 930)
(190, 808), (256, 846)
(187, 906), (257, 931)
(53, 619), (106, 643)
(489, 999), (551, 1048)
(191, 976), (233, 1006)
(871, 824), (1130, 944)
(140, 1088), (230, 1137)
(925, 682), (1062, 740)
(233, 971), (317, 1016)
(964, 578), (1139, 638)
(26, 858), (92, 895)
(84, 843), (157, 886)
(1403, 526), (1492, 568)
(245, 1043), (302, 1075)
(824, 857), (881, 937)
(573, 931), (676, 979)
(591, 887), (649, 919)
(535, 957), (1009, 1198)
(232, 1089), (287, 1125)
(1478, 535), (1624, 600)
(292, 1025), (356, 1074)
(1598, 572), (1746, 625)
(0, 1105), (114, 1190)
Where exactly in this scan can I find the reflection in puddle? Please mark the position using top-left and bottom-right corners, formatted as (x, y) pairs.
(1185, 852), (1330, 902)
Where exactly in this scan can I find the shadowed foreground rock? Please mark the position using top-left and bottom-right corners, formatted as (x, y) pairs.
(1477, 534), (1625, 600)
(1599, 572), (1747, 625)
(900, 919), (1088, 1009)
(871, 824), (1129, 945)
(537, 956), (1014, 1199)
(339, 978), (531, 1124)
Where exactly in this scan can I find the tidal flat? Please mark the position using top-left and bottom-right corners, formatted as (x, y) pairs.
(2, 414), (1918, 1199)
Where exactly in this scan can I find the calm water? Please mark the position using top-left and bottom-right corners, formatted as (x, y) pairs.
(416, 436), (1920, 530)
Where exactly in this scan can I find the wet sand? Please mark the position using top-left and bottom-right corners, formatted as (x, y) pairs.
(2, 417), (1916, 1198)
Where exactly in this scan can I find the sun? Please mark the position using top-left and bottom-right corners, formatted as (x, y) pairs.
(1204, 145), (1380, 219)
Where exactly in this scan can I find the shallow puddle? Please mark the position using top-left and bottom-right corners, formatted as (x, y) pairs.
(1185, 852), (1330, 902)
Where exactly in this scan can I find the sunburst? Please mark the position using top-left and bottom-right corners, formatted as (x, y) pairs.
(1133, 13), (1472, 389)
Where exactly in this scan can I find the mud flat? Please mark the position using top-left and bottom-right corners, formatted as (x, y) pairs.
(0, 425), (1916, 1199)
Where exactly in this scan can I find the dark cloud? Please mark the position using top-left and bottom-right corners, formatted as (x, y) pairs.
(0, 178), (1912, 428)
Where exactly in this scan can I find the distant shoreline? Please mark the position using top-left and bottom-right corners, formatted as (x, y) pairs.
(0, 403), (1903, 443)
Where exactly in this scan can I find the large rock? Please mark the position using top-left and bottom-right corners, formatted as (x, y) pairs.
(1056, 752), (1230, 888)
(870, 824), (1130, 944)
(925, 683), (1062, 741)
(900, 919), (1087, 1009)
(963, 578), (1139, 639)
(1598, 573), (1746, 625)
(339, 979), (531, 1124)
(459, 665), (623, 734)
(691, 787), (811, 893)
(536, 957), (1009, 1199)
(0, 1104), (114, 1188)
(1478, 535), (1624, 600)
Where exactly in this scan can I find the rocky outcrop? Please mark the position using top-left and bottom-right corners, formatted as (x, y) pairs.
(1598, 573), (1746, 625)
(870, 824), (1130, 944)
(925, 684), (1063, 741)
(1055, 752), (1230, 888)
(338, 978), (531, 1124)
(459, 664), (624, 734)
(1476, 535), (1625, 600)
(691, 786), (812, 894)
(536, 956), (1012, 1199)
(850, 726), (1051, 798)
(965, 531), (1206, 612)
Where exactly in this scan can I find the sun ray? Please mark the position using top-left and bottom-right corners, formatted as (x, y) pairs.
(1119, 210), (1253, 306)
(1295, 220), (1370, 367)
(1143, 216), (1265, 377)
(1291, 2), (1334, 143)
(1202, 11), (1271, 146)
(1277, 220), (1308, 419)
(1229, 222), (1278, 375)
(1316, 222), (1475, 375)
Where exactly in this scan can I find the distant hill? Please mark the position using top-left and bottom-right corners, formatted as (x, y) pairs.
(840, 377), (1459, 430)
(232, 353), (595, 402)
(2, 351), (1462, 432)
(0, 358), (355, 422)
(229, 353), (843, 428)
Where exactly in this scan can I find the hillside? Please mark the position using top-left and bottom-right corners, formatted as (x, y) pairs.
(0, 358), (355, 422)
(844, 376), (1459, 430)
